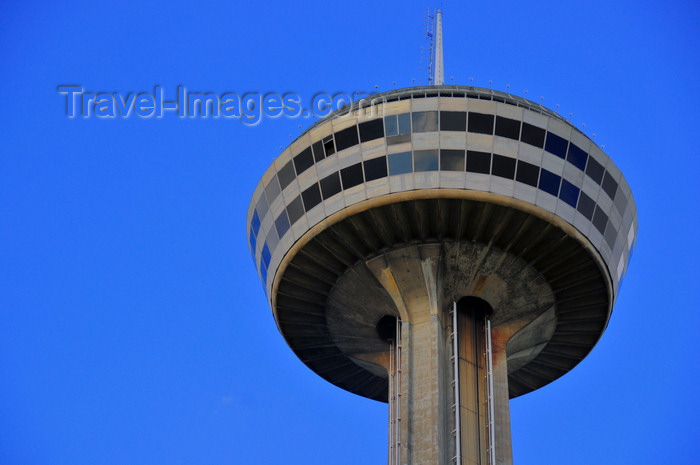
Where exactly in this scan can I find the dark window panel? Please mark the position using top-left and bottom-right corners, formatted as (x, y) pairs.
(274, 210), (291, 238)
(495, 116), (520, 140)
(388, 152), (412, 175)
(414, 149), (439, 172)
(301, 183), (322, 211)
(264, 176), (281, 204)
(387, 134), (411, 145)
(364, 156), (388, 181)
(602, 171), (618, 200)
(261, 243), (271, 268)
(286, 195), (305, 225)
(320, 172), (342, 199)
(592, 206), (609, 234)
(521, 122), (546, 148)
(559, 178), (580, 208)
(466, 150), (491, 174)
(323, 135), (335, 156)
(312, 141), (325, 163)
(614, 187), (627, 216)
(468, 112), (494, 134)
(256, 193), (269, 220)
(440, 149), (465, 171)
(359, 119), (384, 142)
(251, 211), (261, 236)
(384, 115), (398, 136)
(341, 162), (364, 189)
(277, 161), (296, 191)
(334, 125), (359, 152)
(491, 154), (516, 179)
(604, 222), (617, 249)
(440, 111), (467, 131)
(398, 113), (411, 134)
(516, 160), (540, 187)
(412, 111), (438, 133)
(538, 169), (561, 196)
(577, 191), (596, 220)
(293, 147), (314, 175)
(545, 132), (569, 159)
(567, 143), (588, 171)
(585, 157), (605, 184)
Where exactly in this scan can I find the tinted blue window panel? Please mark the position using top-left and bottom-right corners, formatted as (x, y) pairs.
(274, 211), (291, 238)
(251, 211), (261, 236)
(545, 132), (568, 159)
(249, 228), (256, 257)
(388, 152), (413, 175)
(398, 113), (411, 134)
(559, 179), (580, 207)
(384, 115), (398, 136)
(567, 143), (588, 171)
(261, 243), (272, 269)
(538, 169), (561, 196)
(260, 262), (268, 290)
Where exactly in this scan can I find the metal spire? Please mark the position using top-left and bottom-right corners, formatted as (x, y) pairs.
(432, 9), (444, 85)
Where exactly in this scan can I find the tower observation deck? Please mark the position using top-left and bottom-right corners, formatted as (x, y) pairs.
(246, 13), (637, 465)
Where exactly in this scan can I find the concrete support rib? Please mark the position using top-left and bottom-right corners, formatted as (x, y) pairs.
(491, 327), (514, 465)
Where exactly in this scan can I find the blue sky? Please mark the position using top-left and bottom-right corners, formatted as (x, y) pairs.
(1, 1), (698, 464)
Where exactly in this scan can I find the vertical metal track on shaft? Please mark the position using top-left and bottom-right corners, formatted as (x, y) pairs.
(485, 319), (496, 465)
(452, 302), (462, 465)
(388, 319), (402, 465)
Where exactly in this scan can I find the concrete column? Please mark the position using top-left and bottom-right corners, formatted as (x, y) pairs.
(491, 326), (514, 465)
(399, 316), (448, 465)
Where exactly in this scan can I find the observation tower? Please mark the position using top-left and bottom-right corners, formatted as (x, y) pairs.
(246, 10), (637, 465)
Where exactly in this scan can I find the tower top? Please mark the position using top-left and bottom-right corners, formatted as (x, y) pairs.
(432, 9), (444, 85)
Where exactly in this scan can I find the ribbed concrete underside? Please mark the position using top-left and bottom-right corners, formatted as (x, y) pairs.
(274, 196), (611, 402)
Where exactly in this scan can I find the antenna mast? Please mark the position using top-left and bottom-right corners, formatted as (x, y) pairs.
(432, 9), (444, 85)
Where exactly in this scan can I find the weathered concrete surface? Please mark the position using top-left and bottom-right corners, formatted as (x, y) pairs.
(330, 242), (556, 464)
